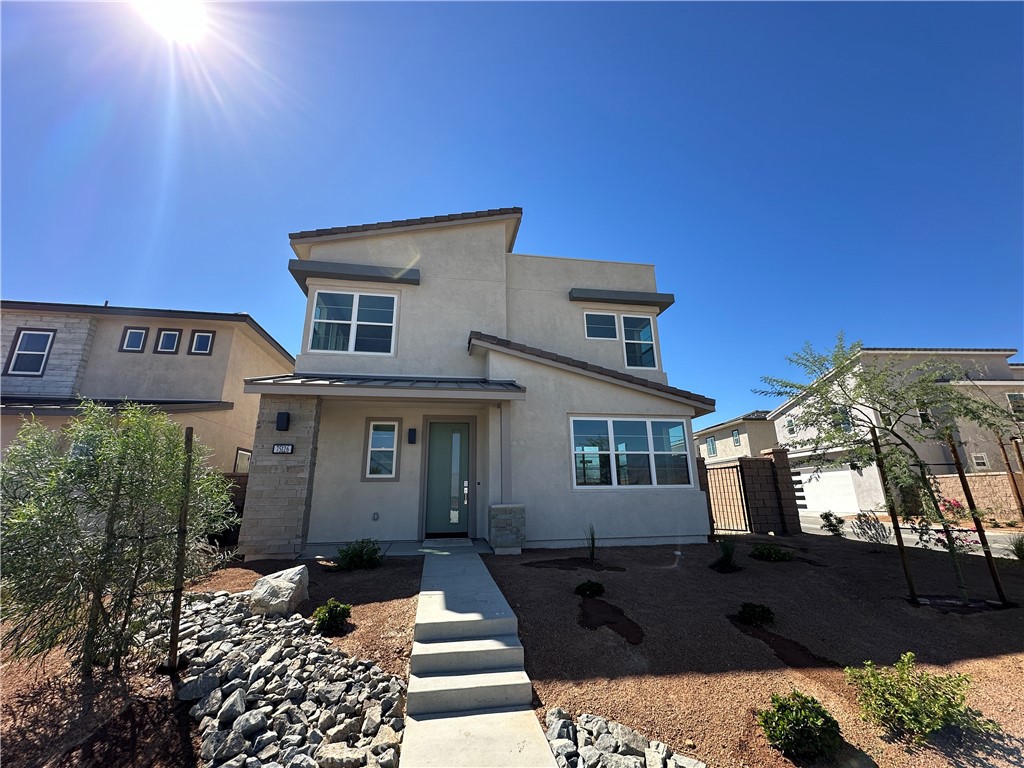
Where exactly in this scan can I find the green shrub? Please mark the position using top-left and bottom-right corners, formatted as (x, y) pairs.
(1006, 520), (1020, 528)
(334, 539), (383, 571)
(583, 523), (597, 563)
(844, 652), (999, 741)
(1008, 533), (1024, 560)
(819, 511), (846, 537)
(757, 690), (842, 763)
(736, 602), (774, 628)
(312, 598), (352, 635)
(574, 580), (605, 598)
(714, 538), (737, 564)
(750, 543), (794, 562)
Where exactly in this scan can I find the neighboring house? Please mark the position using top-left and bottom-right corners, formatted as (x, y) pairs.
(768, 348), (1024, 518)
(238, 207), (715, 558)
(1, 301), (294, 473)
(693, 410), (777, 465)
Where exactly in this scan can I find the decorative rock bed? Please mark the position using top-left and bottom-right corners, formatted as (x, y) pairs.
(544, 708), (706, 768)
(144, 575), (405, 768)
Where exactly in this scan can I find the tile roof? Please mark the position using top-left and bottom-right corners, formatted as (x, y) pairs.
(245, 373), (525, 393)
(467, 331), (715, 408)
(1, 397), (233, 414)
(861, 347), (1018, 354)
(289, 208), (523, 241)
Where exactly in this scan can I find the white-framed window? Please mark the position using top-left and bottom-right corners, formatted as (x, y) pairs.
(310, 290), (396, 355)
(154, 328), (182, 354)
(705, 436), (717, 457)
(1007, 393), (1024, 419)
(234, 448), (252, 474)
(119, 326), (148, 353)
(785, 417), (797, 436)
(917, 404), (932, 426)
(584, 312), (617, 339)
(365, 421), (399, 479)
(4, 329), (55, 376)
(972, 453), (989, 470)
(622, 315), (657, 368)
(189, 330), (216, 356)
(571, 417), (691, 488)
(732, 429), (741, 446)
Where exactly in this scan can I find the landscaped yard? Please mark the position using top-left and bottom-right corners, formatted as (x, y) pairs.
(484, 535), (1024, 768)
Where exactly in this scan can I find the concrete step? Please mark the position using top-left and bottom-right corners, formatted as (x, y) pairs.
(406, 669), (533, 716)
(402, 707), (558, 768)
(414, 553), (519, 642)
(413, 613), (518, 642)
(410, 635), (525, 675)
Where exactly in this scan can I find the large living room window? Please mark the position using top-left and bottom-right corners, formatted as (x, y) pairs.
(310, 291), (396, 354)
(5, 329), (55, 375)
(571, 417), (690, 488)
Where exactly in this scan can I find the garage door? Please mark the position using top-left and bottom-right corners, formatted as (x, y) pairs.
(798, 467), (860, 515)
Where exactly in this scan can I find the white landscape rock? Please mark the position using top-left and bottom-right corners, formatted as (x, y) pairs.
(249, 565), (310, 616)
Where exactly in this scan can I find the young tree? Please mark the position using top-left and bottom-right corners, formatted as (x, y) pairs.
(759, 335), (1011, 605)
(1, 402), (236, 677)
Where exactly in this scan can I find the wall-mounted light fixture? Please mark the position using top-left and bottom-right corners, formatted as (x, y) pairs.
(276, 411), (290, 431)
(408, 428), (417, 444)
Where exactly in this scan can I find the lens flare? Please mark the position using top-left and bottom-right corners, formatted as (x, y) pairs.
(133, 0), (208, 45)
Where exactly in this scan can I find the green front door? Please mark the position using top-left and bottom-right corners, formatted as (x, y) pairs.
(425, 422), (470, 537)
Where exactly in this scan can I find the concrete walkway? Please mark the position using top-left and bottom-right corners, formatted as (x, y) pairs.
(401, 553), (556, 768)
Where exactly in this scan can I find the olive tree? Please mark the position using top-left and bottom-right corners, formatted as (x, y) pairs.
(1, 402), (236, 676)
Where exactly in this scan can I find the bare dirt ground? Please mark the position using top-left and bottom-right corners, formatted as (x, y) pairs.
(484, 535), (1024, 768)
(0, 556), (422, 768)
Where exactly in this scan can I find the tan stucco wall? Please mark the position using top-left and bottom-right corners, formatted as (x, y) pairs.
(697, 420), (778, 464)
(1, 414), (70, 455)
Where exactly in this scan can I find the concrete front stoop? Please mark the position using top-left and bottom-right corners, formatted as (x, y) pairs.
(401, 553), (557, 768)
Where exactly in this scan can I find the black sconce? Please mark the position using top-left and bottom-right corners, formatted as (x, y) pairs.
(276, 411), (290, 431)
(408, 428), (417, 444)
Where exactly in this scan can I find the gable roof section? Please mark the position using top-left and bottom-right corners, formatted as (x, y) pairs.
(467, 331), (715, 414)
(0, 301), (294, 364)
(693, 410), (770, 436)
(289, 207), (523, 255)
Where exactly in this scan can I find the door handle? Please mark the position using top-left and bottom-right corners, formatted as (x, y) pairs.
(463, 480), (469, 505)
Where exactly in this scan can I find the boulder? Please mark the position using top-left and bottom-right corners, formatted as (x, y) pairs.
(546, 707), (572, 728)
(251, 566), (309, 616)
(217, 688), (247, 723)
(608, 722), (648, 757)
(234, 709), (268, 737)
(178, 671), (221, 701)
(315, 742), (369, 768)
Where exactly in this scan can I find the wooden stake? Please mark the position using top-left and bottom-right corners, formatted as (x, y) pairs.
(995, 435), (1024, 518)
(870, 426), (917, 604)
(167, 426), (194, 670)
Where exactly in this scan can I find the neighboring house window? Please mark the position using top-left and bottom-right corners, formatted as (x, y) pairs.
(4, 329), (55, 376)
(785, 417), (796, 436)
(310, 291), (396, 354)
(234, 448), (252, 474)
(119, 326), (148, 353)
(365, 420), (399, 479)
(584, 312), (617, 339)
(972, 453), (989, 470)
(188, 330), (216, 355)
(705, 436), (717, 457)
(622, 316), (656, 368)
(571, 417), (690, 487)
(732, 429), (741, 446)
(917, 404), (932, 426)
(154, 328), (182, 354)
(1007, 393), (1024, 419)
(833, 407), (853, 433)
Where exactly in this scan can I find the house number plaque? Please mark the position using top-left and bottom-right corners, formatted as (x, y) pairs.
(272, 444), (294, 454)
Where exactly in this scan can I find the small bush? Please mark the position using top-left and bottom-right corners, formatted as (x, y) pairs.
(737, 602), (774, 628)
(583, 523), (597, 563)
(850, 511), (892, 545)
(757, 690), (842, 763)
(574, 580), (605, 598)
(334, 538), (383, 571)
(1006, 520), (1020, 528)
(819, 511), (846, 537)
(312, 598), (352, 636)
(844, 652), (999, 741)
(1009, 533), (1024, 560)
(750, 543), (794, 562)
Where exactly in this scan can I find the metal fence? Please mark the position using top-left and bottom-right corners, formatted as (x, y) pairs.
(706, 464), (751, 533)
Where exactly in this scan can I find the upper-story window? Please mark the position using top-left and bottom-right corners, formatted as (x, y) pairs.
(732, 429), (741, 446)
(1007, 393), (1024, 419)
(120, 327), (148, 353)
(705, 436), (717, 457)
(189, 330), (216, 356)
(785, 417), (797, 436)
(310, 291), (396, 355)
(154, 329), (182, 354)
(584, 313), (617, 339)
(622, 316), (656, 368)
(5, 329), (55, 376)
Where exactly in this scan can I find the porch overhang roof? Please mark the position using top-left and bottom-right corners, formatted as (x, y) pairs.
(243, 373), (526, 400)
(0, 396), (234, 417)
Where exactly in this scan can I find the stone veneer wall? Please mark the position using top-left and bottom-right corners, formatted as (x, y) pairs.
(0, 311), (95, 397)
(238, 395), (322, 558)
(735, 449), (803, 535)
(488, 504), (525, 554)
(932, 472), (1024, 521)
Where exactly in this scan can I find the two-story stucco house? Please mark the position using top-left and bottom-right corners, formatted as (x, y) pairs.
(1, 301), (294, 473)
(693, 410), (778, 465)
(767, 347), (1023, 517)
(237, 208), (716, 558)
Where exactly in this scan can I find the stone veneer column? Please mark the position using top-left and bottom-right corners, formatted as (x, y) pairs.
(762, 448), (803, 534)
(238, 395), (322, 559)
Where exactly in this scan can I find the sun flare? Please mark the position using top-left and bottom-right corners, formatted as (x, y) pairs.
(133, 0), (208, 45)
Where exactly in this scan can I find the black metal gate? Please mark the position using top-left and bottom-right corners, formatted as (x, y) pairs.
(706, 464), (751, 533)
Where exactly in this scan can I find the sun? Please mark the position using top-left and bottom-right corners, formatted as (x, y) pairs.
(133, 0), (208, 45)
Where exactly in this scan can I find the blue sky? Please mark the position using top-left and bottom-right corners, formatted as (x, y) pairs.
(3, 2), (1021, 426)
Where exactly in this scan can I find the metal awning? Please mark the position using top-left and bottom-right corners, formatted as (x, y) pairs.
(243, 373), (526, 400)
